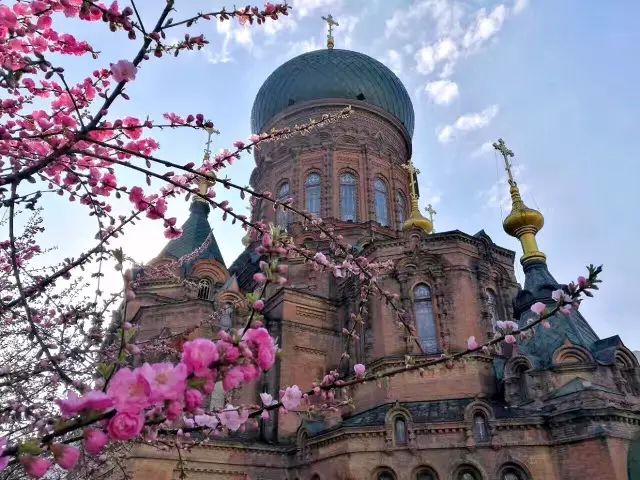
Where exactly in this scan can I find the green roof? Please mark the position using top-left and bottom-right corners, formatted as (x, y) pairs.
(159, 201), (225, 271)
(251, 49), (415, 136)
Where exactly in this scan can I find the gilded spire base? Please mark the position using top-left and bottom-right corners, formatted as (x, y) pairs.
(402, 195), (433, 234)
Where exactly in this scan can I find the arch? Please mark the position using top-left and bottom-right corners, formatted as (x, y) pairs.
(304, 172), (321, 216)
(615, 347), (639, 369)
(372, 467), (397, 480)
(453, 464), (483, 480)
(552, 344), (593, 365)
(505, 356), (532, 403)
(373, 176), (390, 226)
(310, 475), (321, 480)
(472, 411), (490, 443)
(276, 180), (291, 229)
(395, 190), (408, 230)
(339, 171), (358, 222)
(413, 466), (439, 480)
(198, 278), (212, 300)
(498, 463), (530, 480)
(393, 415), (407, 446)
(615, 348), (638, 395)
(413, 283), (438, 354)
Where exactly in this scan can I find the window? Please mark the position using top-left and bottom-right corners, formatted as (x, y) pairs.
(486, 289), (498, 332)
(305, 173), (321, 216)
(220, 302), (233, 329)
(377, 471), (395, 480)
(374, 177), (389, 226)
(456, 466), (481, 480)
(209, 381), (225, 410)
(276, 181), (290, 229)
(394, 416), (407, 446)
(395, 191), (407, 230)
(413, 284), (438, 354)
(472, 413), (489, 442)
(514, 363), (529, 401)
(500, 465), (527, 480)
(340, 173), (357, 221)
(198, 279), (211, 300)
(416, 469), (437, 480)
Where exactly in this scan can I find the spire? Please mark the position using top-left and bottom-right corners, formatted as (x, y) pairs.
(321, 14), (339, 49)
(493, 138), (545, 266)
(425, 204), (437, 233)
(401, 160), (433, 233)
(194, 126), (219, 203)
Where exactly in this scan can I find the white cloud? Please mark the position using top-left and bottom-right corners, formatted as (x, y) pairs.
(415, 37), (459, 75)
(336, 15), (359, 49)
(471, 141), (495, 157)
(437, 105), (499, 143)
(513, 0), (529, 15)
(479, 164), (528, 209)
(292, 0), (342, 18)
(286, 38), (324, 57)
(383, 49), (404, 75)
(462, 4), (507, 50)
(424, 79), (459, 105)
(386, 0), (464, 39)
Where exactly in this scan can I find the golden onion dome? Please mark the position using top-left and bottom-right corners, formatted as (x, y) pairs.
(503, 205), (544, 237)
(403, 215), (433, 233)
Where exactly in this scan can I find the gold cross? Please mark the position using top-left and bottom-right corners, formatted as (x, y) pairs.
(321, 14), (339, 49)
(401, 160), (420, 198)
(492, 138), (515, 185)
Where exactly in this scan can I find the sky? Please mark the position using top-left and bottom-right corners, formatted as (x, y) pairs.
(27, 1), (640, 349)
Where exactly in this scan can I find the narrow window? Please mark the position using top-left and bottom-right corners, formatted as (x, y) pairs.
(486, 289), (499, 332)
(276, 182), (290, 229)
(305, 173), (321, 216)
(374, 177), (389, 226)
(198, 279), (211, 300)
(340, 173), (357, 221)
(220, 302), (233, 329)
(395, 191), (407, 230)
(413, 284), (438, 354)
(473, 413), (489, 442)
(394, 417), (407, 446)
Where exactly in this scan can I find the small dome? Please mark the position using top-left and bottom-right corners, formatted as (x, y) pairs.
(251, 49), (415, 137)
(503, 206), (544, 237)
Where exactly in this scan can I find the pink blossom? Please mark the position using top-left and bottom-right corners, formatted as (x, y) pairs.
(552, 289), (573, 304)
(84, 429), (108, 455)
(530, 302), (546, 315)
(353, 363), (366, 377)
(243, 327), (278, 371)
(281, 385), (302, 411)
(20, 456), (51, 479)
(139, 362), (187, 403)
(165, 400), (183, 422)
(181, 338), (219, 376)
(222, 365), (245, 391)
(194, 414), (219, 429)
(261, 233), (272, 247)
(467, 336), (479, 350)
(218, 404), (248, 431)
(253, 272), (267, 284)
(542, 320), (551, 329)
(253, 299), (265, 311)
(577, 276), (588, 288)
(107, 411), (145, 440)
(52, 444), (80, 470)
(106, 367), (151, 413)
(185, 388), (204, 411)
(260, 392), (276, 406)
(56, 390), (114, 417)
(504, 334), (517, 344)
(110, 60), (137, 82)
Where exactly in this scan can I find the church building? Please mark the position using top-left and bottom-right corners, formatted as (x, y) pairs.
(122, 24), (640, 480)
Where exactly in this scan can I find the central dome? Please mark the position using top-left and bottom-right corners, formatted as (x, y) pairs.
(251, 49), (415, 137)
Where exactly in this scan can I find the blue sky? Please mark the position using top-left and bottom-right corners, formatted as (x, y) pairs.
(32, 1), (639, 348)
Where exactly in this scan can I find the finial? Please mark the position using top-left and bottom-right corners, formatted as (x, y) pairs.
(321, 14), (339, 49)
(194, 127), (219, 203)
(401, 160), (432, 234)
(493, 138), (546, 266)
(425, 204), (437, 233)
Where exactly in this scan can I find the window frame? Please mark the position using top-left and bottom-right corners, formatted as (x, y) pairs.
(412, 283), (439, 354)
(395, 190), (408, 230)
(339, 171), (358, 222)
(373, 176), (390, 227)
(276, 180), (291, 229)
(304, 171), (322, 216)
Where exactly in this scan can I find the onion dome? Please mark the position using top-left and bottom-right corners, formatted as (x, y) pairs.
(251, 49), (414, 137)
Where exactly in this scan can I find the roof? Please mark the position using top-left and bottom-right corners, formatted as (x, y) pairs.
(158, 201), (225, 272)
(546, 377), (620, 399)
(251, 49), (415, 136)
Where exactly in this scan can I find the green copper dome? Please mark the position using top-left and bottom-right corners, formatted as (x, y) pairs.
(251, 49), (415, 137)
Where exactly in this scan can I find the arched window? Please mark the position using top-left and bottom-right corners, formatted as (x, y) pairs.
(209, 381), (225, 410)
(395, 191), (407, 230)
(377, 470), (396, 480)
(276, 181), (290, 229)
(220, 302), (233, 329)
(500, 465), (528, 480)
(514, 363), (529, 401)
(198, 279), (211, 300)
(486, 289), (499, 332)
(456, 466), (482, 480)
(472, 412), (490, 442)
(413, 284), (438, 354)
(416, 468), (437, 480)
(305, 173), (321, 216)
(340, 173), (357, 221)
(374, 177), (389, 226)
(394, 416), (407, 446)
